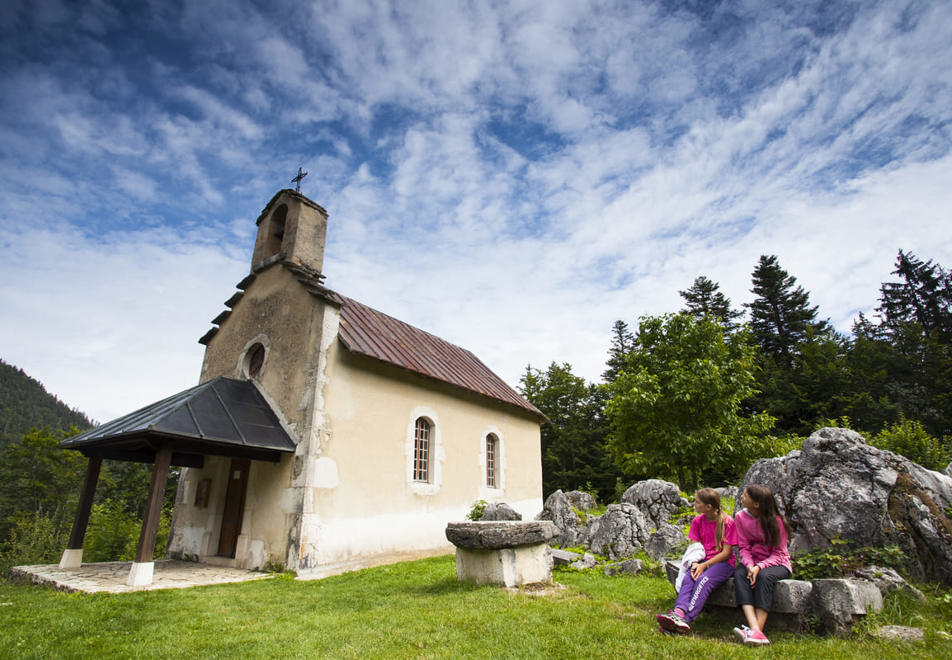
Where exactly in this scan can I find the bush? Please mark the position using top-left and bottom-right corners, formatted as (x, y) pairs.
(793, 537), (907, 580)
(83, 500), (173, 562)
(0, 512), (67, 577)
(870, 417), (949, 471)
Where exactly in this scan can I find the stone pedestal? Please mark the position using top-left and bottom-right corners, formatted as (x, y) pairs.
(445, 521), (558, 587)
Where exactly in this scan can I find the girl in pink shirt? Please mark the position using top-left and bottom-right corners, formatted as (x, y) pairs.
(732, 484), (792, 647)
(657, 488), (737, 635)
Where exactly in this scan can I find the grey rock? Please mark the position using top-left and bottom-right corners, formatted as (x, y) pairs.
(479, 502), (522, 521)
(536, 490), (584, 547)
(585, 503), (651, 560)
(565, 490), (598, 511)
(570, 553), (597, 570)
(809, 578), (883, 636)
(445, 521), (558, 550)
(742, 427), (952, 585)
(854, 565), (926, 602)
(620, 479), (686, 529)
(550, 548), (581, 566)
(945, 461), (952, 478)
(715, 486), (739, 501)
(872, 625), (925, 642)
(645, 523), (687, 561)
(604, 558), (644, 577)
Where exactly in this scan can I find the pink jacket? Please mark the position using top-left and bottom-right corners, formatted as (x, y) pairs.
(734, 509), (792, 573)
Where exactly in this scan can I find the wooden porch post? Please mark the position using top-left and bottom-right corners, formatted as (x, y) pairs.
(59, 455), (102, 569)
(127, 445), (172, 587)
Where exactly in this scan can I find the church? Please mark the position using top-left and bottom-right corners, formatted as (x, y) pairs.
(60, 187), (544, 585)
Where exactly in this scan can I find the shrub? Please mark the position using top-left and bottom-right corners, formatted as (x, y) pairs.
(870, 417), (949, 471)
(466, 500), (488, 521)
(793, 537), (907, 580)
(0, 512), (67, 576)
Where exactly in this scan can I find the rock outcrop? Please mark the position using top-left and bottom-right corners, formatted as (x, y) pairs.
(536, 490), (585, 547)
(620, 479), (687, 529)
(743, 427), (952, 585)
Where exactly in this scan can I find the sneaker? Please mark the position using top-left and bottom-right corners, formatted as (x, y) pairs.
(658, 625), (676, 636)
(656, 611), (690, 634)
(732, 625), (750, 642)
(743, 629), (770, 646)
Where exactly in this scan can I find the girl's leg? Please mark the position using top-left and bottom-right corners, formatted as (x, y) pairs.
(741, 604), (760, 630)
(681, 562), (734, 623)
(750, 566), (792, 632)
(672, 571), (698, 616)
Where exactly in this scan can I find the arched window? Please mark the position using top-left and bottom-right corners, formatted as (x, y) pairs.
(486, 433), (499, 487)
(413, 417), (431, 482)
(242, 342), (266, 379)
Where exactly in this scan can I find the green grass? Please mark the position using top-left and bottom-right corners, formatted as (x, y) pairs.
(1, 555), (950, 658)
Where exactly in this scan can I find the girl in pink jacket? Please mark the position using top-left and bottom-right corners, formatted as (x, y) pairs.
(732, 484), (792, 647)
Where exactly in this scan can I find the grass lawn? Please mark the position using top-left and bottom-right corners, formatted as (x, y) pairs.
(2, 555), (950, 658)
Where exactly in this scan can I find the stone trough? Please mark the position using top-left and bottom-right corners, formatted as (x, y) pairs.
(445, 520), (558, 587)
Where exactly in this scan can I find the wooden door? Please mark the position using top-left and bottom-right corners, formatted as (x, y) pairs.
(217, 458), (250, 557)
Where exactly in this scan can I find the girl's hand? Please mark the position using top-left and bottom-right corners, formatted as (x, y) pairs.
(690, 561), (706, 580)
(748, 564), (761, 585)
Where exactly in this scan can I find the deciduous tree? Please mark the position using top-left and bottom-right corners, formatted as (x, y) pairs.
(604, 313), (774, 490)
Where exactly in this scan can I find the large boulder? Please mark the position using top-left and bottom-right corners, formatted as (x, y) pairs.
(620, 479), (687, 529)
(743, 427), (952, 585)
(585, 503), (653, 560)
(479, 502), (522, 521)
(645, 523), (688, 561)
(565, 490), (598, 512)
(536, 490), (585, 547)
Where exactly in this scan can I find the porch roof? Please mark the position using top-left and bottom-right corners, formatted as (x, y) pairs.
(60, 377), (296, 464)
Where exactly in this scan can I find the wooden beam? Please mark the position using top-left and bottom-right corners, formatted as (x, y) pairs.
(67, 455), (102, 550)
(133, 445), (172, 563)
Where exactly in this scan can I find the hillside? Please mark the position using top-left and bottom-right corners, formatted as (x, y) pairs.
(0, 359), (93, 449)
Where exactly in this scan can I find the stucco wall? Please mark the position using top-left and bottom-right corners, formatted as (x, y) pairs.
(294, 328), (544, 574)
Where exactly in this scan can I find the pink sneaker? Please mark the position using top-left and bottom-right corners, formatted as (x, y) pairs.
(743, 629), (770, 646)
(656, 611), (690, 634)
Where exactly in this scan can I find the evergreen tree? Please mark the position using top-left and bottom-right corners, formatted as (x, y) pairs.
(679, 275), (744, 330)
(877, 250), (952, 342)
(602, 320), (636, 382)
(745, 255), (827, 362)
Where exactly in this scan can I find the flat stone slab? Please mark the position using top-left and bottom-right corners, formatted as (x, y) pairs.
(445, 521), (558, 550)
(9, 560), (270, 594)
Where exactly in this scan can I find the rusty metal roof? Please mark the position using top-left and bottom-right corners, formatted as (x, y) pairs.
(337, 295), (544, 420)
(60, 377), (296, 463)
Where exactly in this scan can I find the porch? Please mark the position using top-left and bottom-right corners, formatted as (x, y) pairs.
(9, 559), (270, 594)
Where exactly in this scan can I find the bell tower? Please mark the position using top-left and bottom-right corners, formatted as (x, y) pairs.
(250, 189), (328, 273)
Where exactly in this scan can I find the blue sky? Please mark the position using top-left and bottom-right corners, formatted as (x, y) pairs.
(1, 0), (950, 422)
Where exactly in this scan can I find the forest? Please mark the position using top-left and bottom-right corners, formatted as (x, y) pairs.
(0, 249), (950, 572)
(0, 360), (176, 575)
(519, 249), (952, 502)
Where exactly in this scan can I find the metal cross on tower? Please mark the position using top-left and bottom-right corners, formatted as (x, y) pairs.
(291, 167), (308, 192)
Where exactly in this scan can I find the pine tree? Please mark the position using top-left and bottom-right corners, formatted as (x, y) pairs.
(602, 320), (636, 382)
(877, 250), (952, 342)
(679, 275), (744, 329)
(745, 255), (827, 361)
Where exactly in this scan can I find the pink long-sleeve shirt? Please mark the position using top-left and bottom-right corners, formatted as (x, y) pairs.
(734, 509), (792, 573)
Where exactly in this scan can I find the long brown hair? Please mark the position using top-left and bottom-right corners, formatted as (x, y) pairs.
(744, 484), (791, 547)
(695, 487), (727, 551)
